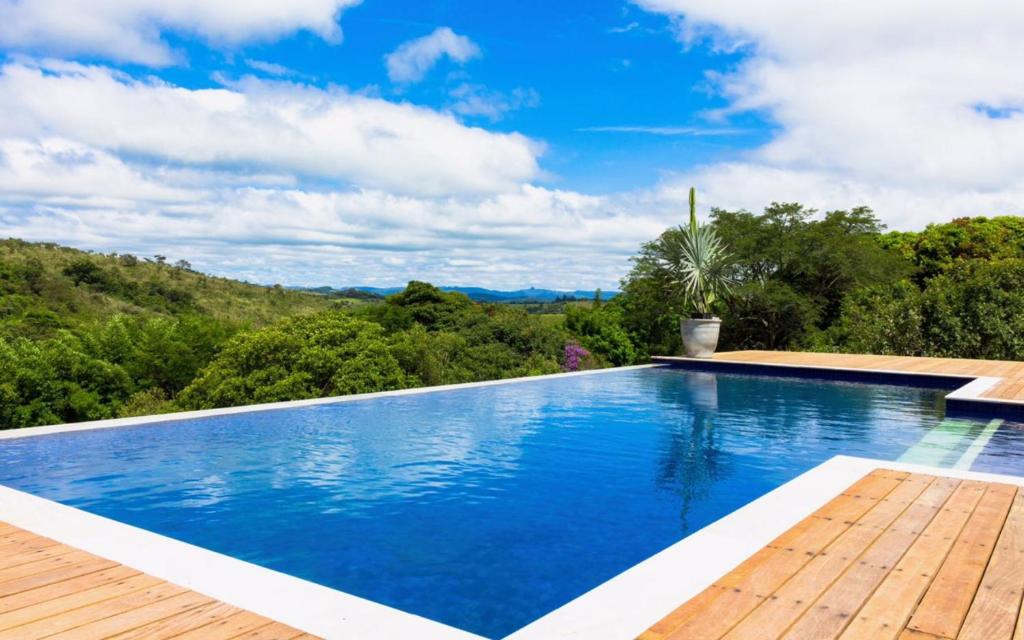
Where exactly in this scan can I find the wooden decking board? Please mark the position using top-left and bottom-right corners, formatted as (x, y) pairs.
(53, 590), (214, 640)
(708, 351), (1024, 401)
(0, 523), (317, 640)
(641, 471), (910, 640)
(722, 475), (937, 639)
(102, 601), (242, 640)
(0, 566), (140, 616)
(907, 484), (1018, 638)
(640, 471), (1024, 640)
(957, 489), (1024, 640)
(778, 477), (960, 640)
(170, 610), (274, 639)
(837, 480), (988, 640)
(0, 573), (163, 632)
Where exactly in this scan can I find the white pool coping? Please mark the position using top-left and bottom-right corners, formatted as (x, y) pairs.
(2, 363), (1023, 639)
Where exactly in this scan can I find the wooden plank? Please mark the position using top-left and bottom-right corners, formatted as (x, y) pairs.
(837, 480), (988, 640)
(0, 565), (139, 616)
(0, 581), (187, 639)
(898, 630), (945, 640)
(0, 550), (96, 585)
(643, 471), (908, 640)
(723, 474), (936, 639)
(778, 476), (959, 640)
(958, 489), (1024, 640)
(906, 484), (1017, 638)
(102, 601), (241, 640)
(0, 573), (163, 632)
(0, 533), (59, 554)
(231, 621), (308, 639)
(170, 611), (273, 640)
(0, 544), (77, 571)
(0, 558), (117, 600)
(54, 590), (213, 640)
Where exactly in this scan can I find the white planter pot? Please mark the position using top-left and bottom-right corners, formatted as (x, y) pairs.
(680, 317), (721, 358)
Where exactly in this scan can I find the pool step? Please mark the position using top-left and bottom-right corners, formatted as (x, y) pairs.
(898, 418), (1002, 469)
(953, 418), (1003, 470)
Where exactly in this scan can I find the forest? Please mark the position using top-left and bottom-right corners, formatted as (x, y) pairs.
(2, 210), (1023, 429)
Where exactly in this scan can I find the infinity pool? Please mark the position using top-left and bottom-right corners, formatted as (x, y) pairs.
(1, 365), (1021, 637)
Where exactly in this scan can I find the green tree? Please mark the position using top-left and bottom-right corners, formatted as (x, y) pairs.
(563, 303), (636, 365)
(178, 312), (407, 409)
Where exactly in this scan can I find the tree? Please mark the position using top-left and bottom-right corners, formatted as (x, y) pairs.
(178, 312), (407, 409)
(563, 303), (636, 366)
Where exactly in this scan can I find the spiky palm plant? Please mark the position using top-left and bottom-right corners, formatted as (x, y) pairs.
(654, 187), (734, 317)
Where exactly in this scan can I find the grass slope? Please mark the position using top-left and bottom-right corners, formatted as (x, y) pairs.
(0, 238), (333, 338)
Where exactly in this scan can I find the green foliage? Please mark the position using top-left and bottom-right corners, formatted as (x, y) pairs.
(819, 281), (927, 355)
(563, 303), (637, 365)
(0, 239), (332, 340)
(618, 202), (911, 355)
(0, 332), (134, 428)
(179, 313), (407, 408)
(176, 283), (567, 411)
(719, 281), (820, 351)
(826, 260), (1024, 360)
(882, 216), (1024, 283)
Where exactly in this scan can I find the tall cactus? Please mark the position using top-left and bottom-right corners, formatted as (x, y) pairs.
(689, 186), (698, 235)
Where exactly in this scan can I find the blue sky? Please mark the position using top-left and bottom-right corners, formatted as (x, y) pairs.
(0, 1), (1021, 289)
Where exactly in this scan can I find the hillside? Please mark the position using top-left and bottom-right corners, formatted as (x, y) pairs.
(346, 285), (617, 303)
(0, 239), (333, 339)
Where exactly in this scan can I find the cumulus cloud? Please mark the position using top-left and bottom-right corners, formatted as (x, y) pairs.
(0, 0), (361, 66)
(635, 0), (1024, 228)
(385, 27), (481, 84)
(0, 60), (542, 197)
(0, 138), (674, 288)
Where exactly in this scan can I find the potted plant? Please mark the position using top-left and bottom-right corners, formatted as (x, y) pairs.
(654, 187), (733, 357)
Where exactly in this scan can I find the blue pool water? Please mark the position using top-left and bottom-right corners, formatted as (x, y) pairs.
(1, 366), (1023, 638)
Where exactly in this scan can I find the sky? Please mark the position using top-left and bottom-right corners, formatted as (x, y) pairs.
(0, 1), (1022, 290)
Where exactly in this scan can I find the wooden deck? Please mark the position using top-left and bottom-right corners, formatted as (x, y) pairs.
(710, 351), (1024, 402)
(0, 522), (317, 640)
(639, 469), (1024, 640)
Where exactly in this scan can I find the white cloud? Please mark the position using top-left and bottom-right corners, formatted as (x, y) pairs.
(0, 0), (361, 66)
(0, 138), (672, 288)
(244, 59), (294, 77)
(385, 27), (481, 84)
(635, 0), (1024, 229)
(0, 60), (542, 197)
(447, 84), (540, 121)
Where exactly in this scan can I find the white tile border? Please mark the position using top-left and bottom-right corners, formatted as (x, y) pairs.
(508, 454), (1024, 640)
(653, 356), (1024, 412)
(0, 364), (662, 441)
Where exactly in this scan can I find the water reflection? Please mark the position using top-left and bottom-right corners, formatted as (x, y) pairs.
(653, 372), (728, 531)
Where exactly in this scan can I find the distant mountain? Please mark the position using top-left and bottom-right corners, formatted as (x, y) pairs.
(332, 285), (618, 303)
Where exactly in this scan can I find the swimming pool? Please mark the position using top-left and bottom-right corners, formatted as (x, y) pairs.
(1, 365), (1022, 638)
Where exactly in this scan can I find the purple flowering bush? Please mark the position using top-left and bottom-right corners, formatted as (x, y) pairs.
(562, 341), (592, 372)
